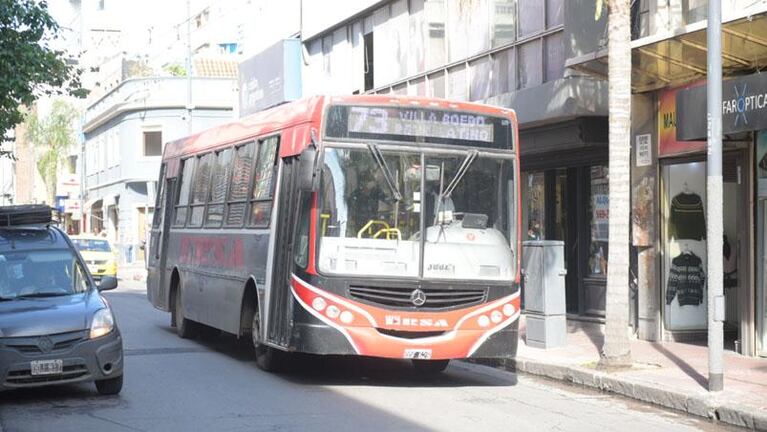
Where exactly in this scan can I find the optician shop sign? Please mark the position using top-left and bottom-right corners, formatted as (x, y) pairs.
(676, 72), (767, 141)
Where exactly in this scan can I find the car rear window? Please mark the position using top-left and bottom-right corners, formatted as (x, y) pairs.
(72, 239), (112, 252)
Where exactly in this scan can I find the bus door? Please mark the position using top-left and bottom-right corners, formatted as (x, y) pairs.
(266, 156), (299, 347)
(148, 166), (176, 310)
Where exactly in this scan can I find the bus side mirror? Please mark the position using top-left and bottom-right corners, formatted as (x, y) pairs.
(298, 146), (319, 191)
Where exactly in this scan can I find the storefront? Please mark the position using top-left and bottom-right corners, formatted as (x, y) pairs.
(520, 117), (610, 318)
(650, 71), (767, 356)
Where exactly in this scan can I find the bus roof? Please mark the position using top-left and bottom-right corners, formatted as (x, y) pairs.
(162, 94), (517, 162)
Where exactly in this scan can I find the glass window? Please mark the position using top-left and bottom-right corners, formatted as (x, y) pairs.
(174, 158), (196, 226)
(143, 131), (162, 156)
(249, 137), (279, 227)
(518, 39), (542, 89)
(428, 71), (445, 98)
(189, 153), (214, 227)
(469, 56), (492, 102)
(206, 148), (233, 227)
(318, 147), (421, 277)
(518, 0), (544, 36)
(491, 0), (516, 47)
(294, 193), (313, 268)
(72, 239), (112, 252)
(447, 1), (468, 61)
(588, 166), (609, 277)
(424, 0), (446, 69)
(0, 250), (88, 300)
(546, 0), (564, 28)
(152, 164), (166, 229)
(447, 64), (467, 101)
(522, 172), (545, 240)
(492, 47), (516, 94)
(226, 143), (255, 227)
(544, 32), (565, 82)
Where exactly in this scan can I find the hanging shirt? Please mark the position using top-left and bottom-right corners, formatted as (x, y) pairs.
(669, 192), (706, 241)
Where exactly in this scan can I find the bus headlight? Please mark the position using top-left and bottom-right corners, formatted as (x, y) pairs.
(90, 308), (115, 339)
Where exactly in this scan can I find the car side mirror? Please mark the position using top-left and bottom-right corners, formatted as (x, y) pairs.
(98, 276), (118, 291)
(298, 145), (320, 192)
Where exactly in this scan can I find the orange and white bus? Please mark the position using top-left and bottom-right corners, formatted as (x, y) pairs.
(147, 95), (521, 373)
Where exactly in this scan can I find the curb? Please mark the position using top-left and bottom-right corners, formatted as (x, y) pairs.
(495, 357), (767, 431)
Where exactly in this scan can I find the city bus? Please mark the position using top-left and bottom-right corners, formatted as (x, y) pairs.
(147, 95), (521, 373)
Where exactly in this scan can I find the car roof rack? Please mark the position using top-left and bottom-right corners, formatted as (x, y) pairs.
(0, 205), (54, 228)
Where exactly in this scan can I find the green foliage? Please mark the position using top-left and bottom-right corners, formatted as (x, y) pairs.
(0, 0), (87, 149)
(26, 99), (78, 205)
(163, 63), (187, 77)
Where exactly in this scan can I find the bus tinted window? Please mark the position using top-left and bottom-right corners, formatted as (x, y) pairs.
(226, 143), (255, 227)
(249, 136), (279, 227)
(174, 158), (196, 226)
(206, 148), (233, 227)
(189, 153), (214, 227)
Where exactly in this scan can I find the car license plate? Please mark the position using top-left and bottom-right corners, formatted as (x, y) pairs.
(403, 349), (432, 360)
(31, 359), (63, 376)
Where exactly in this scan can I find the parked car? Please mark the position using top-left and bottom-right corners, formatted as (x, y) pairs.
(70, 235), (118, 282)
(0, 205), (123, 395)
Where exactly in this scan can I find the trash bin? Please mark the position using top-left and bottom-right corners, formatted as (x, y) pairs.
(522, 240), (567, 349)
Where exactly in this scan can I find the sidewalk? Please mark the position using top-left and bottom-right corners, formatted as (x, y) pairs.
(494, 316), (767, 430)
(118, 263), (147, 283)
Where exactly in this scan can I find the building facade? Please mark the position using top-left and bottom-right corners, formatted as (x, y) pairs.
(571, 0), (767, 357)
(299, 0), (611, 319)
(82, 77), (237, 263)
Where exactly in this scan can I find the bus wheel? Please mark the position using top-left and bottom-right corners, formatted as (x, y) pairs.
(251, 310), (284, 372)
(412, 359), (450, 374)
(174, 286), (197, 339)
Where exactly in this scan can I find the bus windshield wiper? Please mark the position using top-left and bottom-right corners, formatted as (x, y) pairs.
(434, 149), (478, 225)
(367, 143), (402, 202)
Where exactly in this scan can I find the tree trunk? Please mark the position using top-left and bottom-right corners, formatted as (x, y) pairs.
(599, 0), (633, 368)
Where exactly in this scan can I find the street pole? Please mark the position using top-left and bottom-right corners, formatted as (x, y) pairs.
(707, 0), (724, 393)
(186, 0), (193, 134)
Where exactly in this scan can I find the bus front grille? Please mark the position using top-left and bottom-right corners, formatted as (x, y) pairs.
(348, 285), (486, 309)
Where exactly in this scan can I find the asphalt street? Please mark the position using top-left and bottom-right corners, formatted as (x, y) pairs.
(0, 279), (743, 432)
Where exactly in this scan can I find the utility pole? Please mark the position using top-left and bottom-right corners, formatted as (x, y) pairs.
(706, 0), (724, 393)
(186, 0), (193, 133)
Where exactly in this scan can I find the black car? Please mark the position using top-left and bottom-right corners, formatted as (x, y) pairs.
(0, 205), (123, 395)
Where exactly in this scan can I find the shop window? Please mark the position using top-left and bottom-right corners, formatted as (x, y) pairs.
(205, 148), (233, 227)
(588, 166), (609, 277)
(518, 0), (544, 37)
(523, 172), (546, 240)
(174, 158), (196, 226)
(518, 39), (542, 89)
(189, 153), (214, 227)
(225, 143), (255, 227)
(143, 131), (162, 157)
(249, 137), (279, 227)
(491, 0), (516, 47)
(544, 32), (565, 82)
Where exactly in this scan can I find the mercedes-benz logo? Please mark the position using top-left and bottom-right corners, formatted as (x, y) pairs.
(37, 336), (54, 354)
(410, 289), (427, 307)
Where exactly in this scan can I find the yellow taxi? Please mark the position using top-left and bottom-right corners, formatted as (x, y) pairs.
(70, 235), (118, 281)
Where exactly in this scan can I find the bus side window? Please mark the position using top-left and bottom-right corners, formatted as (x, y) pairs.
(294, 193), (312, 268)
(249, 135), (279, 227)
(174, 158), (196, 226)
(152, 164), (165, 229)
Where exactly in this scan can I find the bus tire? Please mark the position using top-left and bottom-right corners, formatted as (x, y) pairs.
(251, 309), (285, 372)
(412, 359), (450, 374)
(174, 282), (197, 339)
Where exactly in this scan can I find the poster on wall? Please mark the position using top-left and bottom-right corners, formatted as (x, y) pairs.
(632, 176), (654, 246)
(663, 162), (708, 330)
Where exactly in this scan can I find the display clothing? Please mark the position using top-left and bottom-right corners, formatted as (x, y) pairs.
(666, 251), (706, 306)
(669, 192), (706, 240)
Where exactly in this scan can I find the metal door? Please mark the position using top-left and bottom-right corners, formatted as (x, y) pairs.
(148, 174), (176, 310)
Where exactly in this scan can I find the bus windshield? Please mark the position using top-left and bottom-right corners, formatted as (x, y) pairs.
(318, 146), (516, 281)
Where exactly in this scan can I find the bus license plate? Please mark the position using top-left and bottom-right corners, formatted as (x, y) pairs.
(31, 359), (63, 376)
(403, 349), (432, 360)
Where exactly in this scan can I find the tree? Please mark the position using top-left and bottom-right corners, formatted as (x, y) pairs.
(0, 0), (86, 155)
(26, 99), (78, 206)
(599, 0), (633, 368)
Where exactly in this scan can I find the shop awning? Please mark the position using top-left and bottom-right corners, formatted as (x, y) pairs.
(567, 11), (767, 93)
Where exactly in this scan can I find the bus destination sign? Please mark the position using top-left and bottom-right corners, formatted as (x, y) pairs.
(325, 105), (512, 149)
